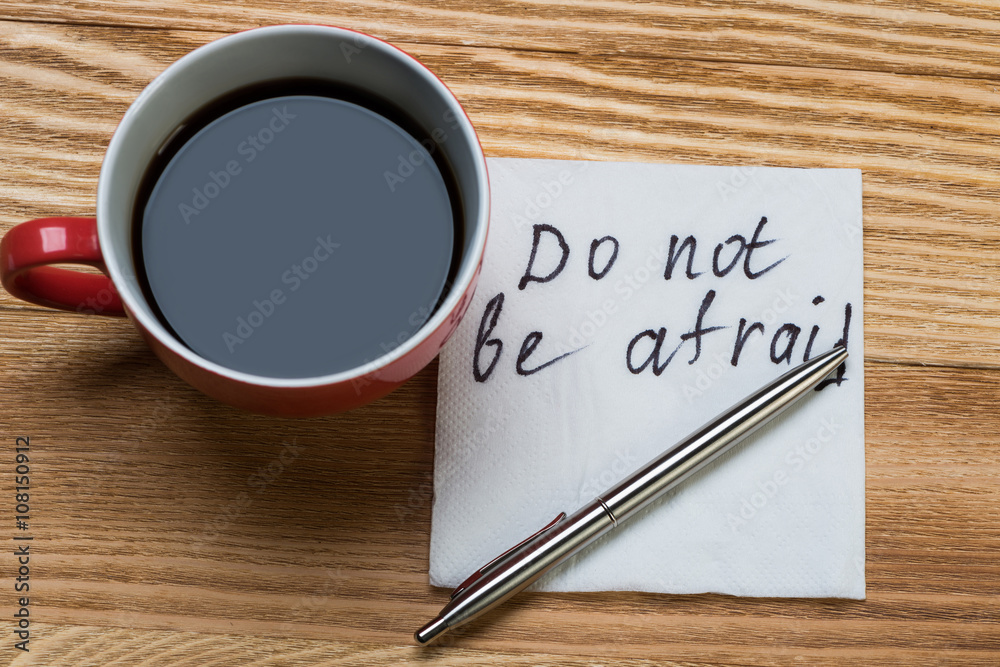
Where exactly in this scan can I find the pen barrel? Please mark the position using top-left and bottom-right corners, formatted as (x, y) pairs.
(600, 346), (849, 522)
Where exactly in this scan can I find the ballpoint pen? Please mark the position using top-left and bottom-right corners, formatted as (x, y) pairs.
(415, 344), (849, 645)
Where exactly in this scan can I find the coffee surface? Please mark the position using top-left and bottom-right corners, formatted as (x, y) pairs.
(137, 93), (456, 378)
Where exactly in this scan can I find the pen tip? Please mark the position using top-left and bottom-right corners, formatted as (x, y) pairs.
(414, 616), (449, 646)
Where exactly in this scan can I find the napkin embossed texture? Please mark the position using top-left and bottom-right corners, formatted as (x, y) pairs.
(431, 158), (865, 599)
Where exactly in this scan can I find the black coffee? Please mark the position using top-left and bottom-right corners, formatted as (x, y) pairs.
(134, 80), (461, 379)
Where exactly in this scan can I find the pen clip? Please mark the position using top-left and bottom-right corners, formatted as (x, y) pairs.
(450, 511), (566, 599)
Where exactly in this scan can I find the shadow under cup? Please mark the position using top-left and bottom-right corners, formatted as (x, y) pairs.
(95, 26), (489, 414)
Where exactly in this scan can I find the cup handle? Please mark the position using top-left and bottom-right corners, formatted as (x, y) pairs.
(0, 217), (126, 316)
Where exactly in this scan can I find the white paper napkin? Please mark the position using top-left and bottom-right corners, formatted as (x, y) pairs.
(430, 158), (864, 599)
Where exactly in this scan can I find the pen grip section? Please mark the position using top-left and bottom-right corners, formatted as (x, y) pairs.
(451, 511), (567, 599)
(442, 500), (616, 630)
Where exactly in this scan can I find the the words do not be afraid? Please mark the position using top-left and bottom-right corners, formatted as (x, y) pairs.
(472, 215), (851, 390)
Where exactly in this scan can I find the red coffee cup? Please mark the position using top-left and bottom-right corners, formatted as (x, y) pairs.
(0, 25), (489, 417)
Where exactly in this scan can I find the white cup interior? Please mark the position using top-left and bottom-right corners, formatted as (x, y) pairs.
(98, 25), (488, 387)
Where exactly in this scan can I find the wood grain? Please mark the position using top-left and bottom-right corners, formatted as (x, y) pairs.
(0, 6), (998, 666)
(2, 309), (999, 664)
(1, 21), (998, 368)
(2, 0), (1000, 79)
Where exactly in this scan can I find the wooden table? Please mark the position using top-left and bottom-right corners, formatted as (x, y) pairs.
(1, 2), (997, 665)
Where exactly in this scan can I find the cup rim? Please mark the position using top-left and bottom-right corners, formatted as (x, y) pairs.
(97, 24), (489, 389)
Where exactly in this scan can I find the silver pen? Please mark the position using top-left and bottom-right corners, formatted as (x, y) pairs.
(415, 345), (849, 645)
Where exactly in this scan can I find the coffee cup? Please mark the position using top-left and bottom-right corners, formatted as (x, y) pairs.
(0, 25), (489, 416)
